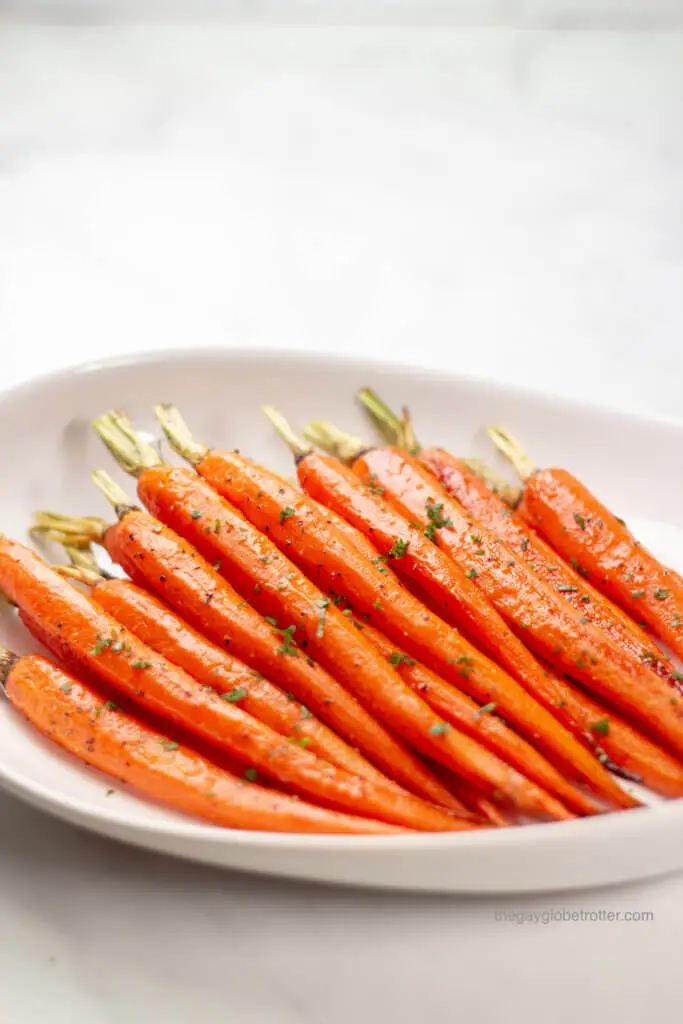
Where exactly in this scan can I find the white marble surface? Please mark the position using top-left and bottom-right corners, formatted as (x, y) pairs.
(1, 22), (683, 1023)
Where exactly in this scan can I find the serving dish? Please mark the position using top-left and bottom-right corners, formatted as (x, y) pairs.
(1, 348), (682, 892)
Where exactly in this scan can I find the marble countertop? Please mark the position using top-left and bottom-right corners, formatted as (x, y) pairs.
(1, 21), (682, 1023)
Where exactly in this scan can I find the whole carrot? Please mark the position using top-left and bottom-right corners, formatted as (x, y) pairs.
(0, 537), (466, 831)
(56, 559), (383, 782)
(92, 414), (571, 821)
(299, 487), (682, 797)
(489, 425), (683, 665)
(40, 486), (458, 813)
(418, 448), (683, 683)
(356, 623), (592, 814)
(341, 405), (683, 763)
(151, 406), (633, 815)
(0, 646), (404, 835)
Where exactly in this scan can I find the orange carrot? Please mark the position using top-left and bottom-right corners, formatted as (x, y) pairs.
(0, 537), (466, 831)
(91, 413), (572, 819)
(58, 564), (385, 782)
(148, 406), (634, 815)
(0, 647), (405, 835)
(420, 446), (683, 694)
(59, 482), (461, 814)
(340, 439), (683, 763)
(356, 622), (595, 813)
(488, 426), (683, 667)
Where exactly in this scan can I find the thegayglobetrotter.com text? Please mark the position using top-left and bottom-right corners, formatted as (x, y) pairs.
(493, 908), (654, 925)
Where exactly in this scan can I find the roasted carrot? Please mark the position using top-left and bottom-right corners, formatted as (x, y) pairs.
(0, 537), (468, 831)
(41, 483), (459, 813)
(355, 622), (598, 813)
(333, 407), (683, 765)
(0, 646), (405, 834)
(304, 485), (681, 798)
(418, 446), (683, 688)
(149, 406), (637, 815)
(301, 423), (635, 765)
(91, 414), (572, 821)
(57, 559), (388, 781)
(489, 425), (683, 665)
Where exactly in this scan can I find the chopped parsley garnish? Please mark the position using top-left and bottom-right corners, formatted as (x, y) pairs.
(671, 671), (683, 683)
(589, 718), (610, 737)
(190, 510), (202, 520)
(287, 736), (310, 748)
(574, 513), (586, 530)
(654, 588), (669, 600)
(131, 660), (151, 670)
(388, 538), (408, 559)
(104, 700), (118, 711)
(388, 651), (417, 667)
(220, 688), (248, 703)
(372, 555), (389, 575)
(300, 705), (313, 719)
(243, 768), (258, 782)
(275, 624), (298, 657)
(630, 591), (646, 600)
(570, 557), (588, 578)
(465, 568), (478, 579)
(673, 616), (683, 628)
(264, 616), (278, 626)
(279, 506), (296, 525)
(151, 523), (163, 533)
(214, 518), (221, 534)
(429, 722), (449, 737)
(60, 683), (73, 693)
(456, 656), (474, 678)
(314, 598), (331, 638)
(520, 536), (529, 551)
(373, 599), (383, 611)
(423, 498), (453, 541)
(556, 584), (578, 593)
(367, 474), (385, 496)
(581, 594), (590, 603)
(160, 740), (179, 751)
(475, 702), (496, 719)
(470, 534), (482, 545)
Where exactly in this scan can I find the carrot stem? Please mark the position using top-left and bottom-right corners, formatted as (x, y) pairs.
(356, 387), (406, 446)
(261, 406), (312, 461)
(92, 412), (164, 477)
(303, 421), (367, 464)
(153, 403), (208, 465)
(487, 426), (537, 484)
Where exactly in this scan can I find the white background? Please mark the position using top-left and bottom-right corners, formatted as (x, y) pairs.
(1, 6), (683, 1022)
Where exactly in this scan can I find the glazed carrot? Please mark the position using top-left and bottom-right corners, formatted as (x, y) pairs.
(335, 412), (683, 764)
(418, 447), (683, 686)
(355, 622), (595, 813)
(0, 647), (404, 835)
(0, 537), (467, 831)
(57, 561), (385, 781)
(47, 483), (459, 813)
(304, 487), (680, 799)
(151, 408), (635, 815)
(489, 425), (683, 665)
(91, 417), (571, 821)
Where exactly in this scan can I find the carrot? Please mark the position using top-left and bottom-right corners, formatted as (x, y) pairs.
(57, 561), (387, 782)
(91, 416), (571, 821)
(305, 483), (683, 800)
(356, 622), (597, 813)
(489, 425), (683, 665)
(418, 447), (683, 687)
(0, 646), (405, 835)
(0, 537), (467, 831)
(53, 480), (460, 814)
(150, 406), (632, 816)
(333, 422), (683, 764)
